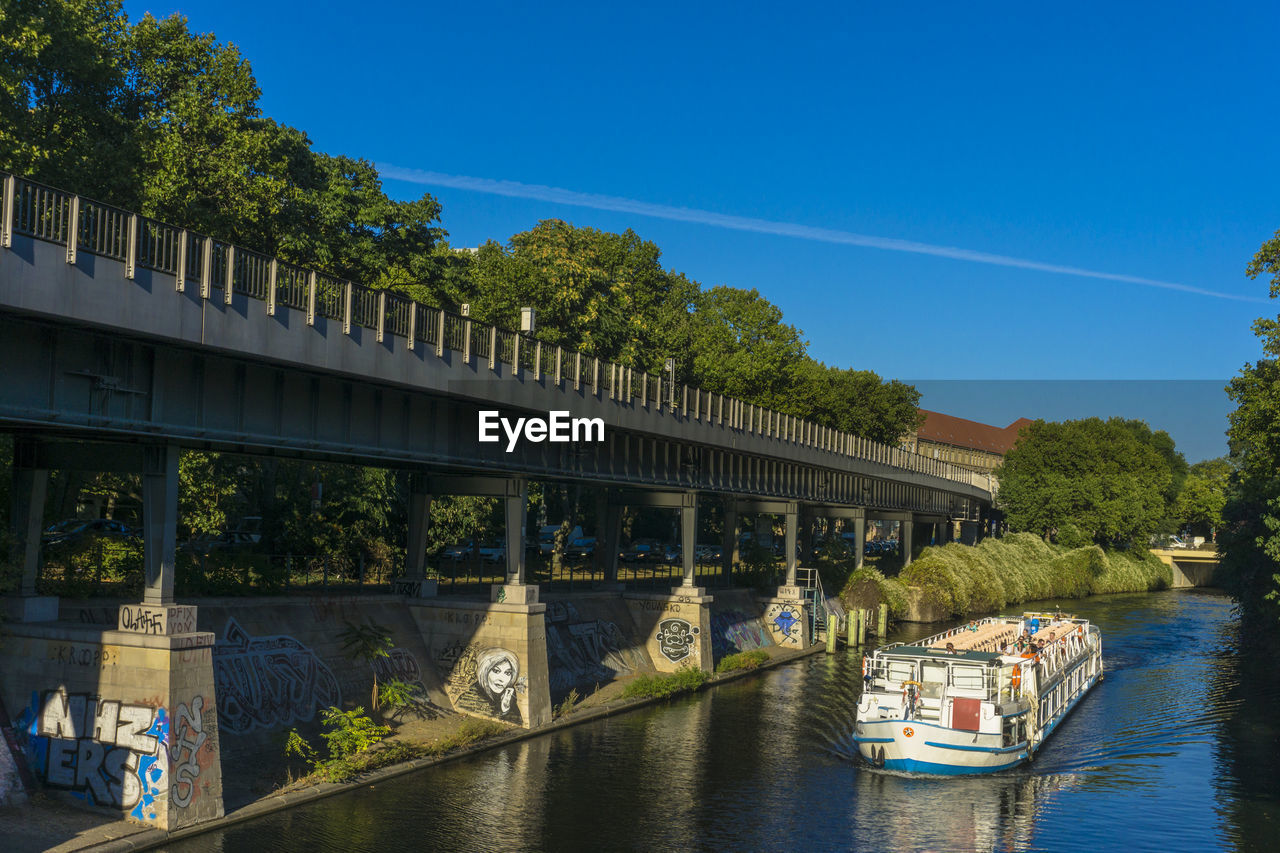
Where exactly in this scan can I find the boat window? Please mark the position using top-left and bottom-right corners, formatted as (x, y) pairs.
(920, 660), (947, 698)
(951, 665), (986, 690)
(886, 660), (915, 683)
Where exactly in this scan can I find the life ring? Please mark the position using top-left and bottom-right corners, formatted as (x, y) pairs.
(1011, 668), (1022, 690)
(901, 680), (923, 688)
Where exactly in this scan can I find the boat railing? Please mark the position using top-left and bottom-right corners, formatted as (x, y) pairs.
(913, 616), (1009, 649)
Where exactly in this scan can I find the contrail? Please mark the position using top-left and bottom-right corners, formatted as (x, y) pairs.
(377, 164), (1263, 304)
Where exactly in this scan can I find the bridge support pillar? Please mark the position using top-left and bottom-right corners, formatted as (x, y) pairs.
(852, 515), (866, 570)
(396, 474), (437, 598)
(783, 503), (798, 587)
(502, 477), (529, 588)
(4, 438), (56, 622)
(600, 502), (623, 586)
(142, 444), (180, 607)
(901, 519), (914, 567)
(721, 501), (738, 586)
(678, 492), (699, 590)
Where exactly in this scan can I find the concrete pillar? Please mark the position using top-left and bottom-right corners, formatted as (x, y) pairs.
(853, 516), (866, 570)
(396, 475), (438, 598)
(503, 477), (528, 586)
(602, 502), (623, 584)
(784, 505), (798, 587)
(721, 502), (738, 586)
(679, 492), (698, 588)
(405, 475), (432, 580)
(10, 461), (48, 598)
(141, 444), (180, 606)
(901, 519), (914, 567)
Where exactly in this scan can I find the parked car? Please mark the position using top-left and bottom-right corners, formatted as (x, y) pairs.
(179, 531), (256, 556)
(660, 543), (682, 563)
(695, 544), (722, 562)
(43, 518), (134, 547)
(441, 540), (476, 561)
(565, 537), (597, 560)
(621, 539), (659, 562)
(477, 542), (505, 563)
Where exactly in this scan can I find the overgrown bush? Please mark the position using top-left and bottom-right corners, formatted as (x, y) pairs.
(899, 533), (1172, 618)
(621, 665), (709, 699)
(839, 566), (910, 618)
(553, 688), (580, 719)
(715, 650), (770, 673)
(318, 706), (391, 759)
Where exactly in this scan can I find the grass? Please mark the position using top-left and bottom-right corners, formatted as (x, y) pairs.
(621, 665), (709, 699)
(714, 649), (771, 673)
(899, 533), (1173, 618)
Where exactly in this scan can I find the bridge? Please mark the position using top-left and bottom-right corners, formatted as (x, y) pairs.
(0, 171), (994, 830)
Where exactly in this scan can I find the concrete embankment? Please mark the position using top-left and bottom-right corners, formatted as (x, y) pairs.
(0, 581), (819, 844)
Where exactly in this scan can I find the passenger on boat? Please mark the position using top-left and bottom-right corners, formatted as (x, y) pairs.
(945, 642), (957, 654)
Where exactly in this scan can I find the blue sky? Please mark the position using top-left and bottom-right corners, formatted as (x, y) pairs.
(123, 1), (1279, 459)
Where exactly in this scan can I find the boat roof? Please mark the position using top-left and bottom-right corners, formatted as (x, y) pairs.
(879, 645), (1004, 664)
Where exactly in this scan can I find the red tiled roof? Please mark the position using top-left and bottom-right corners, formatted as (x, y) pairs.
(916, 410), (1032, 455)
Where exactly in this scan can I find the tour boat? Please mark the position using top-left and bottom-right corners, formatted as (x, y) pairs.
(853, 611), (1103, 775)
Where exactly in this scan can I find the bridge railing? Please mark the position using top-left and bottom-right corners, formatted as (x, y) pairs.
(0, 170), (995, 499)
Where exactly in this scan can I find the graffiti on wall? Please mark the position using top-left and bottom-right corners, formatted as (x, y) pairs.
(372, 648), (446, 719)
(545, 601), (647, 698)
(710, 609), (772, 658)
(767, 604), (803, 645)
(168, 697), (212, 809)
(655, 618), (699, 663)
(435, 642), (525, 725)
(212, 618), (341, 734)
(17, 690), (168, 821)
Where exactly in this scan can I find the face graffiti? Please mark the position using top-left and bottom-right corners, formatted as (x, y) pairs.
(656, 619), (699, 663)
(486, 660), (515, 694)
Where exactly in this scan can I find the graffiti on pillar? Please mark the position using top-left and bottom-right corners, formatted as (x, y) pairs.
(655, 618), (699, 663)
(16, 690), (168, 821)
(167, 697), (212, 809)
(436, 642), (525, 725)
(544, 601), (647, 698)
(710, 609), (772, 658)
(767, 604), (803, 645)
(212, 618), (341, 734)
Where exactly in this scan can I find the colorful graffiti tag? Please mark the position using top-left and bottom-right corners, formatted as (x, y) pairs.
(710, 608), (772, 658)
(18, 690), (168, 821)
(168, 697), (210, 809)
(767, 604), (803, 645)
(212, 618), (341, 734)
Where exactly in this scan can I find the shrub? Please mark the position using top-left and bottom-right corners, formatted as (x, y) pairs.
(553, 688), (580, 719)
(715, 650), (770, 673)
(318, 707), (391, 760)
(621, 665), (709, 699)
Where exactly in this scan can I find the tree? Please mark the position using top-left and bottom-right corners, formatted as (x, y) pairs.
(1173, 458), (1230, 538)
(1220, 231), (1280, 629)
(995, 417), (1174, 544)
(339, 619), (394, 713)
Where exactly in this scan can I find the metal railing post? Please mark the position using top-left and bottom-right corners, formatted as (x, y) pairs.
(343, 281), (353, 334)
(200, 237), (212, 298)
(224, 245), (235, 304)
(65, 195), (79, 264)
(489, 325), (497, 370)
(267, 258), (277, 316)
(407, 301), (416, 350)
(436, 310), (445, 357)
(0, 174), (13, 248)
(463, 317), (472, 364)
(512, 332), (520, 372)
(377, 290), (386, 342)
(534, 340), (542, 380)
(125, 213), (137, 279)
(175, 230), (187, 291)
(574, 352), (581, 390)
(306, 271), (317, 326)
(554, 346), (562, 386)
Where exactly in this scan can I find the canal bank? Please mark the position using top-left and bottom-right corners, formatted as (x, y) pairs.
(0, 640), (827, 853)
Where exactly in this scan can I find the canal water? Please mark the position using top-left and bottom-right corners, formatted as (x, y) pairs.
(162, 590), (1279, 852)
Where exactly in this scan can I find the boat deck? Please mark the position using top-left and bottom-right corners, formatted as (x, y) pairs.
(927, 620), (1018, 654)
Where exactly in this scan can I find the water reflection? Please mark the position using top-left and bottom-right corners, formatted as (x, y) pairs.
(163, 590), (1280, 853)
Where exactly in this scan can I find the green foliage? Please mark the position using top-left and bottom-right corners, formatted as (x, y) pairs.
(339, 620), (394, 711)
(900, 534), (1171, 618)
(318, 706), (391, 760)
(715, 650), (770, 673)
(553, 688), (580, 719)
(621, 665), (709, 699)
(1055, 523), (1092, 550)
(839, 566), (909, 618)
(996, 417), (1181, 543)
(283, 727), (317, 765)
